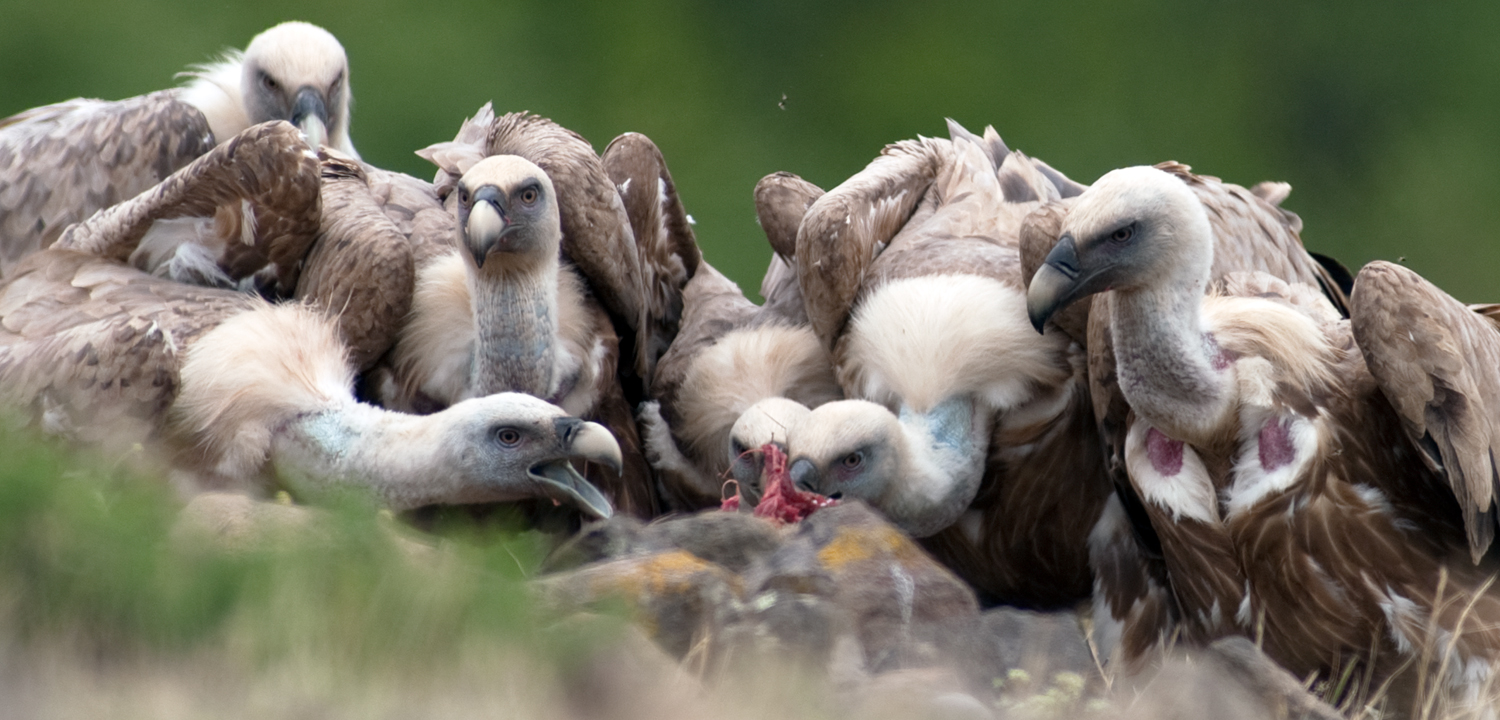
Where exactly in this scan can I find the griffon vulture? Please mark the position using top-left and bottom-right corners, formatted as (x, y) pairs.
(637, 171), (841, 511)
(362, 107), (698, 518)
(1027, 165), (1500, 711)
(783, 120), (1107, 608)
(0, 132), (617, 519)
(0, 21), (355, 293)
(1020, 162), (1354, 665)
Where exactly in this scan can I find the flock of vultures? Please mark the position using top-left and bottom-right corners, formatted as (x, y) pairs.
(4, 20), (1500, 717)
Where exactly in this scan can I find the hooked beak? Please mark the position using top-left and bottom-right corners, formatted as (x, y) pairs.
(729, 441), (782, 502)
(788, 458), (820, 494)
(465, 186), (507, 269)
(1026, 233), (1105, 333)
(527, 419), (620, 520)
(291, 86), (330, 150)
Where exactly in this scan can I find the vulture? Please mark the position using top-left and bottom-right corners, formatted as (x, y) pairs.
(637, 171), (841, 511)
(783, 119), (1108, 607)
(1021, 161), (1355, 665)
(0, 21), (356, 294)
(359, 107), (698, 518)
(0, 125), (617, 519)
(1028, 165), (1500, 712)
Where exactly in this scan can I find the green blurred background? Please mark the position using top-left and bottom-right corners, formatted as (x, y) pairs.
(3, 0), (1498, 301)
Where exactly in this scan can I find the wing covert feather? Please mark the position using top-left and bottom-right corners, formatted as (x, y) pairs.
(1351, 260), (1500, 561)
(0, 91), (214, 277)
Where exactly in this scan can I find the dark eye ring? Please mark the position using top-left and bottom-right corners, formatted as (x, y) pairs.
(262, 73), (277, 91)
(458, 187), (470, 204)
(841, 452), (863, 469)
(496, 428), (522, 447)
(520, 188), (539, 204)
(1110, 225), (1134, 244)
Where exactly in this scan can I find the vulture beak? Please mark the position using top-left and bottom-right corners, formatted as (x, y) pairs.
(729, 442), (780, 502)
(788, 457), (820, 494)
(1027, 233), (1101, 333)
(526, 418), (621, 520)
(290, 86), (330, 150)
(465, 186), (508, 269)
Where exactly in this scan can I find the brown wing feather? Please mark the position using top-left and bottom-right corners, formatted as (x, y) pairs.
(796, 136), (947, 352)
(576, 300), (660, 519)
(1351, 260), (1500, 561)
(754, 171), (824, 260)
(0, 248), (256, 449)
(754, 172), (824, 326)
(53, 121), (321, 295)
(601, 131), (701, 385)
(0, 92), (215, 278)
(294, 151), (416, 371)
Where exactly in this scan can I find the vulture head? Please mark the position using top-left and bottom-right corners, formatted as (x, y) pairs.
(785, 398), (982, 537)
(437, 392), (620, 518)
(238, 21), (355, 156)
(1027, 166), (1213, 332)
(727, 397), (812, 497)
(456, 155), (561, 273)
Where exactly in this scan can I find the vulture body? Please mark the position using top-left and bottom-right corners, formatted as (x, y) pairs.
(1028, 165), (1500, 712)
(366, 107), (698, 519)
(638, 172), (841, 511)
(0, 129), (618, 519)
(785, 120), (1106, 608)
(1022, 161), (1355, 664)
(0, 21), (355, 293)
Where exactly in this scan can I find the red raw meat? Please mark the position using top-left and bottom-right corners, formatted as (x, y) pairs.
(722, 442), (837, 524)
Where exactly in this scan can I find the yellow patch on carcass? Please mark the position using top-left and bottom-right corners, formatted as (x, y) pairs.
(816, 525), (922, 571)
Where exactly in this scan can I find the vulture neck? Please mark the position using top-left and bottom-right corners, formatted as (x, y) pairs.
(1108, 237), (1231, 443)
(469, 257), (561, 399)
(887, 396), (988, 537)
(271, 400), (480, 510)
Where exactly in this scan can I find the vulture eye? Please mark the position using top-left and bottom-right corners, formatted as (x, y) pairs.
(840, 452), (864, 470)
(519, 187), (539, 205)
(458, 187), (470, 205)
(1109, 225), (1134, 244)
(261, 72), (278, 91)
(731, 439), (749, 458)
(495, 427), (523, 448)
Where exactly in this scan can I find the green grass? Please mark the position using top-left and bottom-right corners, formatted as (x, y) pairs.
(0, 426), (629, 716)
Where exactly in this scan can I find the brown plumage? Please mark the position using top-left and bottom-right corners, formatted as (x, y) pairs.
(1028, 165), (1500, 711)
(0, 143), (619, 520)
(639, 171), (840, 511)
(51, 120), (322, 290)
(293, 150), (418, 372)
(1022, 160), (1356, 664)
(0, 22), (356, 290)
(781, 120), (1106, 610)
(368, 106), (698, 519)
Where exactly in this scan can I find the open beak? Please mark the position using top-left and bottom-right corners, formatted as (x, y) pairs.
(562, 419), (624, 476)
(525, 419), (621, 520)
(1027, 233), (1102, 333)
(291, 87), (330, 150)
(464, 186), (507, 269)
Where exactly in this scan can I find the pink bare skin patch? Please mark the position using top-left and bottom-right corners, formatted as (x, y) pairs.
(1146, 427), (1184, 476)
(1258, 417), (1295, 471)
(1204, 333), (1238, 371)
